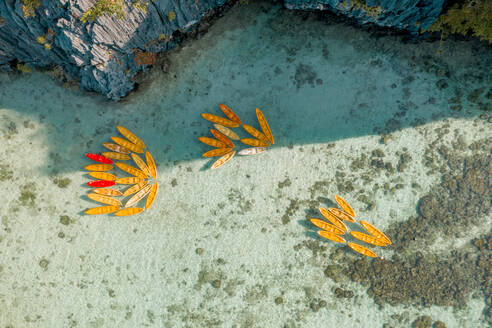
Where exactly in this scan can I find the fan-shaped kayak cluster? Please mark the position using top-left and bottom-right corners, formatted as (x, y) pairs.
(199, 104), (275, 169)
(84, 126), (159, 216)
(310, 195), (392, 258)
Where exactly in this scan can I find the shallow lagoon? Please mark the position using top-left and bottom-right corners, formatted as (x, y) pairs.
(0, 2), (491, 327)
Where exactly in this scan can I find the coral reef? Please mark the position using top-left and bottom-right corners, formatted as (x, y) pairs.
(390, 154), (492, 252)
(326, 151), (491, 323)
(347, 245), (488, 308)
(412, 316), (446, 328)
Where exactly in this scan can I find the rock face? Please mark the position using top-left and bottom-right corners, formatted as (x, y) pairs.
(283, 0), (445, 33)
(0, 0), (444, 99)
(0, 0), (226, 99)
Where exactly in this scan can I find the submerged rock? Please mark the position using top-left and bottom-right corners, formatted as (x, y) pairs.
(336, 152), (492, 322)
(412, 316), (433, 328)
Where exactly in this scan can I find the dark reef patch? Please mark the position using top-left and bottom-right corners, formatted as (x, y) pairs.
(388, 154), (491, 253)
(324, 150), (491, 323)
(346, 247), (488, 308)
(59, 215), (71, 225)
(293, 239), (327, 257)
(18, 182), (37, 207)
(226, 188), (254, 215)
(334, 287), (354, 299)
(53, 177), (71, 188)
(278, 176), (292, 189)
(282, 198), (318, 225)
(408, 316), (448, 328)
(0, 164), (14, 181)
(293, 63), (317, 89)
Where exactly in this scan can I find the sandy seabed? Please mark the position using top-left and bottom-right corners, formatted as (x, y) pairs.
(0, 2), (491, 327)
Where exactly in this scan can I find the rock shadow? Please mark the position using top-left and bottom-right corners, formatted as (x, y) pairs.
(0, 1), (490, 179)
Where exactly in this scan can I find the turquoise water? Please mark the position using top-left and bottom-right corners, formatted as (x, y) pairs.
(0, 2), (491, 327)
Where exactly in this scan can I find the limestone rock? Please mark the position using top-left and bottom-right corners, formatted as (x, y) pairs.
(0, 0), (225, 99)
(283, 0), (445, 33)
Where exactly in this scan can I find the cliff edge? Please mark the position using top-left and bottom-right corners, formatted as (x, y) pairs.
(0, 0), (445, 99)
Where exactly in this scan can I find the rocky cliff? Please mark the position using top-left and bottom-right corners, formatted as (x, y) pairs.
(284, 0), (445, 33)
(0, 0), (445, 100)
(0, 0), (227, 99)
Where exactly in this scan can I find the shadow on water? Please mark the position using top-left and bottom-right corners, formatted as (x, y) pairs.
(297, 218), (314, 230)
(0, 1), (491, 178)
(316, 197), (337, 209)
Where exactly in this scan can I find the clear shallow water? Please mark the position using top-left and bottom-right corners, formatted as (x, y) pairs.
(0, 2), (491, 327)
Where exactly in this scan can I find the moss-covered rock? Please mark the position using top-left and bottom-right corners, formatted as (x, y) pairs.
(0, 0), (231, 99)
(22, 0), (40, 18)
(427, 0), (492, 43)
(80, 0), (125, 23)
(284, 0), (445, 33)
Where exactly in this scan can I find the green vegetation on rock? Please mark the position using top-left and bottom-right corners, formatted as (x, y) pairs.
(81, 0), (156, 21)
(81, 0), (125, 23)
(16, 63), (31, 73)
(427, 0), (492, 44)
(132, 0), (149, 12)
(36, 35), (46, 44)
(345, 0), (382, 20)
(53, 177), (71, 188)
(168, 10), (176, 22)
(22, 0), (40, 18)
